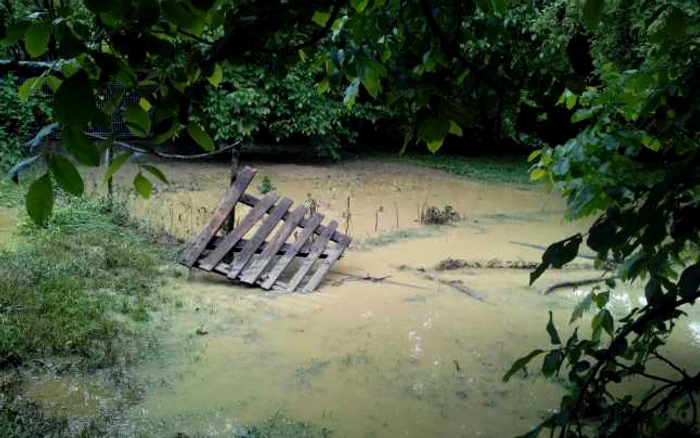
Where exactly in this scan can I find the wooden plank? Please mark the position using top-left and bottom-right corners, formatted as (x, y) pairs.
(302, 235), (352, 293)
(180, 167), (256, 267)
(286, 221), (338, 292)
(239, 204), (307, 284)
(260, 213), (324, 290)
(227, 197), (294, 280)
(198, 191), (280, 271)
(240, 193), (346, 243)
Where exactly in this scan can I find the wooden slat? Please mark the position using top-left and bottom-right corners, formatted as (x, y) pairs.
(180, 167), (256, 267)
(197, 191), (280, 271)
(227, 197), (294, 280)
(240, 193), (345, 243)
(302, 236), (352, 293)
(260, 213), (324, 290)
(207, 237), (332, 258)
(239, 205), (307, 284)
(286, 221), (338, 292)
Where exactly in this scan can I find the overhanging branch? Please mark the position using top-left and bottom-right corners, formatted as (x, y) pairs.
(86, 133), (243, 160)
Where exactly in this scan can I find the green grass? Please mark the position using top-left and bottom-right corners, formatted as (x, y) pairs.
(0, 195), (175, 370)
(369, 153), (532, 184)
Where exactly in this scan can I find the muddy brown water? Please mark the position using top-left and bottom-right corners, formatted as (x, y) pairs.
(9, 161), (700, 437)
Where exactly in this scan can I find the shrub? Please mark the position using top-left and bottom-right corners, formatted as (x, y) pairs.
(0, 74), (51, 170)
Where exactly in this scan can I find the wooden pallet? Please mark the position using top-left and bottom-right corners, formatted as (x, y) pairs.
(180, 166), (351, 293)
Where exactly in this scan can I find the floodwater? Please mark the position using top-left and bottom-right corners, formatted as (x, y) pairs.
(19, 161), (700, 436)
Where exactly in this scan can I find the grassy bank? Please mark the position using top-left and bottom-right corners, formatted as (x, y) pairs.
(369, 153), (532, 185)
(0, 196), (176, 370)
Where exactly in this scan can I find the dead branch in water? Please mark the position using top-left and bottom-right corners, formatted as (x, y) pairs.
(404, 268), (487, 302)
(542, 276), (619, 295)
(331, 272), (429, 290)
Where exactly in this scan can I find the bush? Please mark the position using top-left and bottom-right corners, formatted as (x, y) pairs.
(0, 74), (51, 170)
(197, 62), (392, 158)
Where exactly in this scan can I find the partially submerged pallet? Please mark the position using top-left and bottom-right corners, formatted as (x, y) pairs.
(180, 166), (351, 293)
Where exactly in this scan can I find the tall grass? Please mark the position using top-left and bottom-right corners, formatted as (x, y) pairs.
(0, 196), (174, 369)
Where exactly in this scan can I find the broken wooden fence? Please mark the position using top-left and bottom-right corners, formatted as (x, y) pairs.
(180, 166), (351, 293)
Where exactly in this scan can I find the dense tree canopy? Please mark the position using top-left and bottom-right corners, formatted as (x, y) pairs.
(1, 0), (699, 437)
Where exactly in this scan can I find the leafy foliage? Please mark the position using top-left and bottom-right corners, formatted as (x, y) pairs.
(518, 2), (700, 436)
(0, 74), (51, 169)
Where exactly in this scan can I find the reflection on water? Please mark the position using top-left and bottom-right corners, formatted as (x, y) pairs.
(30, 161), (700, 436)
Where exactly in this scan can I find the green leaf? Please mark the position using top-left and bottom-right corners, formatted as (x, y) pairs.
(678, 263), (700, 298)
(187, 122), (215, 151)
(316, 77), (330, 94)
(530, 168), (547, 181)
(592, 309), (614, 337)
(570, 293), (593, 323)
(546, 311), (561, 345)
(61, 127), (101, 167)
(54, 71), (96, 128)
(133, 173), (152, 199)
(361, 68), (381, 98)
(527, 149), (542, 163)
(49, 155), (84, 196)
(641, 135), (661, 152)
(125, 103), (151, 136)
(600, 309), (614, 336)
(312, 11), (331, 27)
(565, 92), (577, 110)
(104, 151), (132, 181)
(582, 0), (604, 30)
(208, 64), (223, 87)
(26, 173), (54, 226)
(571, 108), (594, 123)
(503, 349), (544, 382)
(25, 23), (50, 58)
(350, 0), (370, 13)
(593, 291), (610, 309)
(542, 350), (562, 377)
(427, 139), (444, 154)
(140, 164), (169, 184)
(18, 77), (45, 101)
(552, 158), (570, 176)
(449, 121), (463, 137)
(163, 0), (195, 28)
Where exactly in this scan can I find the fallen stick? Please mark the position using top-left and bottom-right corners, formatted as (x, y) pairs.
(331, 272), (429, 290)
(414, 271), (487, 302)
(542, 276), (618, 295)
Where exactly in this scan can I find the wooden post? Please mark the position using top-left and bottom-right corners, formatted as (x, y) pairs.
(106, 144), (114, 210)
(224, 144), (241, 234)
(223, 145), (241, 264)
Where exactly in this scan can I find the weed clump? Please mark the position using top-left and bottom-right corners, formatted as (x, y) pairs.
(420, 205), (460, 225)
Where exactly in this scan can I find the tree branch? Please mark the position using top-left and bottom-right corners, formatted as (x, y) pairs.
(85, 134), (243, 160)
(611, 358), (677, 384)
(177, 29), (215, 45)
(285, 0), (345, 52)
(561, 288), (700, 437)
(418, 0), (503, 97)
